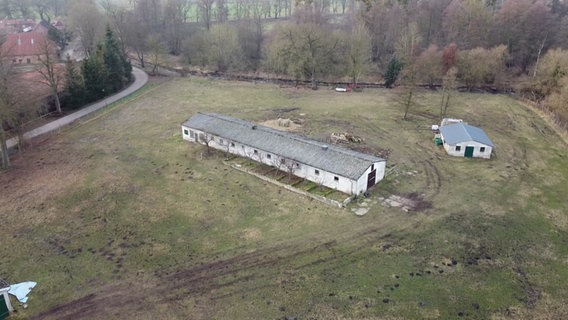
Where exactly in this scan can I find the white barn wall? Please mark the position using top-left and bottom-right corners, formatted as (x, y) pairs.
(442, 140), (492, 159)
(182, 126), (382, 195)
(354, 162), (386, 194)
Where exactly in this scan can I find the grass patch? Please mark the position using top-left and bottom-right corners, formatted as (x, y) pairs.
(1, 78), (567, 319)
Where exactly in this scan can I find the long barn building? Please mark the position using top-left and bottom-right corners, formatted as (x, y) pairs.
(182, 113), (386, 196)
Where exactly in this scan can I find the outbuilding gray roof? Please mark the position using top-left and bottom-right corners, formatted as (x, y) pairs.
(183, 113), (384, 180)
(440, 123), (494, 147)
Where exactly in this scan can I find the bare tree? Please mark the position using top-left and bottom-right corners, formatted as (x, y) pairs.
(282, 158), (297, 182)
(123, 11), (149, 67)
(145, 33), (166, 74)
(440, 66), (457, 118)
(267, 21), (340, 89)
(346, 22), (372, 87)
(100, 0), (130, 54)
(35, 35), (63, 114)
(68, 0), (105, 57)
(198, 0), (215, 31)
(198, 132), (215, 155)
(220, 139), (233, 159)
(163, 0), (191, 54)
(396, 22), (421, 120)
(206, 23), (241, 72)
(0, 50), (38, 168)
(0, 59), (14, 169)
(270, 156), (285, 177)
(13, 0), (32, 18)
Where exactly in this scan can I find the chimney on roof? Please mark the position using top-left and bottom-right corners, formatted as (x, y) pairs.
(322, 145), (329, 151)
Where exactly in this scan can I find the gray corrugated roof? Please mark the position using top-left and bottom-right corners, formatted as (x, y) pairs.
(440, 123), (494, 147)
(182, 113), (385, 180)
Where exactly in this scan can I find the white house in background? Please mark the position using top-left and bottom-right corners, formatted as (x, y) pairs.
(439, 122), (494, 159)
(181, 113), (386, 195)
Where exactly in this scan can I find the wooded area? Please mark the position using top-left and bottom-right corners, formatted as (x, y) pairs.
(1, 0), (568, 169)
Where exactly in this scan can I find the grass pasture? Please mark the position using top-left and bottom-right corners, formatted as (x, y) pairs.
(1, 78), (568, 319)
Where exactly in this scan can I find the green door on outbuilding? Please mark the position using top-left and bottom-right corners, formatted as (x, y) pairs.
(465, 146), (474, 157)
(0, 295), (9, 320)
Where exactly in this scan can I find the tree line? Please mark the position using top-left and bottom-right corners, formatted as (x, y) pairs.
(2, 0), (568, 169)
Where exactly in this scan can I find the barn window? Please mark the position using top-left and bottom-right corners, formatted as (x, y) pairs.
(230, 142), (235, 147)
(296, 163), (300, 168)
(315, 169), (320, 175)
(480, 147), (486, 152)
(183, 129), (188, 136)
(266, 154), (271, 159)
(455, 146), (461, 152)
(334, 176), (339, 182)
(254, 150), (258, 155)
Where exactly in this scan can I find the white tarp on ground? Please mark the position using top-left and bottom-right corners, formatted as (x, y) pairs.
(8, 282), (37, 303)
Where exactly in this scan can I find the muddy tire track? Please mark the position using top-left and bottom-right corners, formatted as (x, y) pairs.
(33, 224), (402, 320)
(422, 160), (442, 197)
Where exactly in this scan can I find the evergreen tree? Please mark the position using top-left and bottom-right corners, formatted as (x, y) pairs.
(82, 45), (107, 102)
(103, 25), (126, 94)
(63, 55), (86, 109)
(384, 56), (403, 88)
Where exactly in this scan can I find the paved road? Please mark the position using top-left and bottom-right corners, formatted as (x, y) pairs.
(7, 67), (149, 149)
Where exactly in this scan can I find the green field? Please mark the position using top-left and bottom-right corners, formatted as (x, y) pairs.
(1, 78), (567, 319)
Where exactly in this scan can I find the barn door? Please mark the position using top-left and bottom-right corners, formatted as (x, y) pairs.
(465, 146), (474, 158)
(0, 295), (9, 320)
(367, 169), (376, 190)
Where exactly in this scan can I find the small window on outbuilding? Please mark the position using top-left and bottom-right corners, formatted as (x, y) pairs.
(219, 138), (224, 144)
(455, 146), (461, 152)
(315, 169), (320, 175)
(230, 142), (235, 147)
(254, 150), (258, 155)
(480, 147), (486, 152)
(334, 176), (339, 182)
(267, 154), (271, 159)
(183, 129), (188, 136)
(296, 163), (300, 168)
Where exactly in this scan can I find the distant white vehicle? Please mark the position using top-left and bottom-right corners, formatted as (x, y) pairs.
(335, 87), (348, 92)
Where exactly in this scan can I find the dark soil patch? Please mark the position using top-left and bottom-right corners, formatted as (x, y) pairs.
(514, 265), (541, 309)
(405, 192), (433, 211)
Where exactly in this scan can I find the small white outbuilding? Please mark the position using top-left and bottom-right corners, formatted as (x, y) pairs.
(181, 113), (386, 195)
(439, 123), (494, 159)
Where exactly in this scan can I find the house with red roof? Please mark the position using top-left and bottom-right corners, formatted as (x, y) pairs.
(0, 19), (36, 35)
(1, 32), (57, 64)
